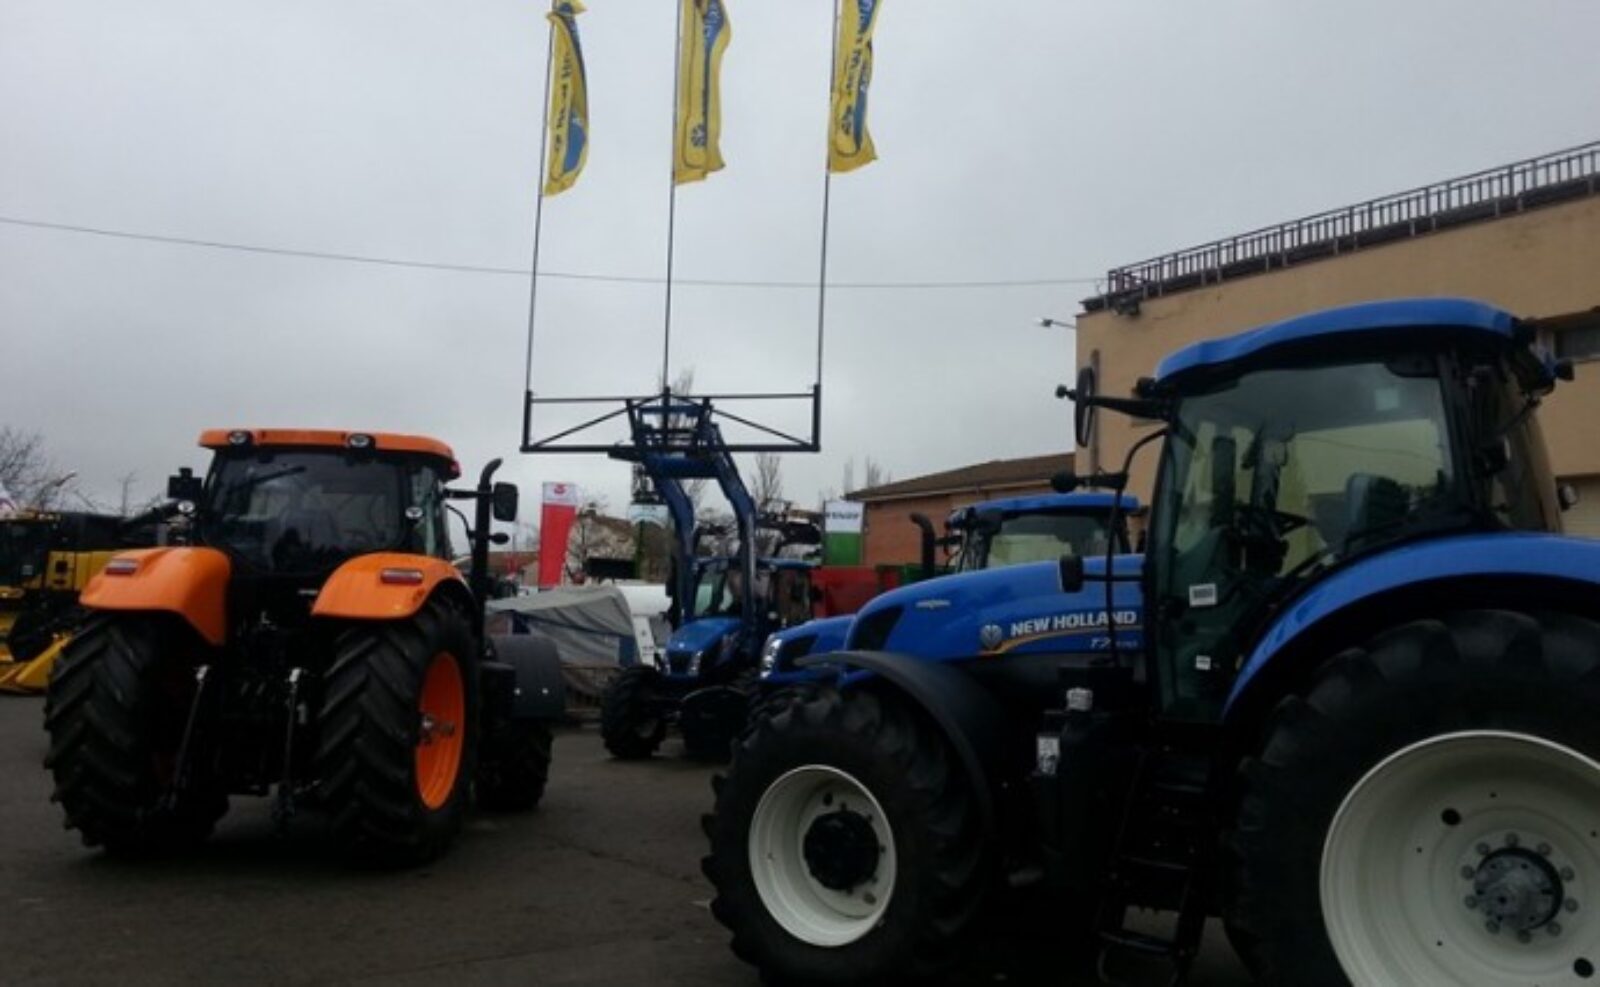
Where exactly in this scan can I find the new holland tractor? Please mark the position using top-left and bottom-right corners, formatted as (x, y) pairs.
(759, 490), (1139, 688)
(44, 429), (565, 865)
(703, 298), (1600, 986)
(599, 400), (821, 761)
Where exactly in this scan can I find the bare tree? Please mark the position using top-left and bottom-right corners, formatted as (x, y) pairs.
(0, 427), (78, 509)
(565, 496), (634, 581)
(863, 457), (891, 490)
(751, 452), (785, 515)
(841, 458), (856, 497)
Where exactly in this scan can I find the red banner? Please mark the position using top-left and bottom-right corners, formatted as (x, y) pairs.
(537, 482), (580, 588)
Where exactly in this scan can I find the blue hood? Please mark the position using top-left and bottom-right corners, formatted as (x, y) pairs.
(845, 555), (1143, 660)
(667, 616), (742, 657)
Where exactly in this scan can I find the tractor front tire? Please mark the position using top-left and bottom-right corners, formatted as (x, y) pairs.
(1226, 610), (1600, 986)
(44, 615), (226, 854)
(476, 719), (553, 811)
(702, 685), (986, 986)
(600, 666), (668, 759)
(315, 598), (478, 867)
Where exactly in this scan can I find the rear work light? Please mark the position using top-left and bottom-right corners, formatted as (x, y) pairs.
(379, 568), (425, 586)
(227, 430), (252, 446)
(346, 433), (374, 450)
(104, 558), (140, 576)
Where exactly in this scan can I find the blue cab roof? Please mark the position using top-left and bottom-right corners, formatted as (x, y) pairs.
(974, 492), (1139, 515)
(1154, 298), (1517, 385)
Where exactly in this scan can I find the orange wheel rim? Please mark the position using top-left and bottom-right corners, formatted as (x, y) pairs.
(415, 652), (465, 810)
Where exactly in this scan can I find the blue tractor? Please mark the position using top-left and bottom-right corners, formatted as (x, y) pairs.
(599, 399), (819, 760)
(759, 491), (1140, 688)
(703, 298), (1598, 986)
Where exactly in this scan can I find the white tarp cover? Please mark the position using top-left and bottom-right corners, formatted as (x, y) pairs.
(488, 585), (645, 669)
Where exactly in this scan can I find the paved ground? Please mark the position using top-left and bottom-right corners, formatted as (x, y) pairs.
(0, 696), (1249, 986)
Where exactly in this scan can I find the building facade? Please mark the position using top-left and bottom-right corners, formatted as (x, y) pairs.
(849, 453), (1074, 566)
(1077, 140), (1600, 537)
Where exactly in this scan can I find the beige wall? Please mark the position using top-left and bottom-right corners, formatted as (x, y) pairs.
(1079, 195), (1600, 500)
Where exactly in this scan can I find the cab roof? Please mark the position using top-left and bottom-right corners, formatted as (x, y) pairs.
(968, 492), (1140, 516)
(1153, 298), (1518, 386)
(199, 428), (457, 465)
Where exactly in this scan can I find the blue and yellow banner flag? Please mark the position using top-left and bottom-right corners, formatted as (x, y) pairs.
(543, 0), (589, 196)
(674, 0), (732, 185)
(829, 0), (883, 174)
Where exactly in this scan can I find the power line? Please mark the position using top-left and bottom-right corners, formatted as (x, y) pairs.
(0, 214), (1101, 291)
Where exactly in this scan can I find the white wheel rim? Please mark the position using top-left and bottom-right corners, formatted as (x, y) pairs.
(1322, 730), (1600, 985)
(748, 764), (897, 947)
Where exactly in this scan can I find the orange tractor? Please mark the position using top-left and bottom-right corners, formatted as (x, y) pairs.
(44, 429), (564, 865)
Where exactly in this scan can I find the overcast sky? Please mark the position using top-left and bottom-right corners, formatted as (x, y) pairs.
(3, 0), (1598, 519)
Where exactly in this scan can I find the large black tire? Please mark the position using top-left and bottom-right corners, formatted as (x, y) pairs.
(43, 615), (227, 854)
(702, 685), (987, 986)
(314, 597), (478, 867)
(600, 666), (668, 759)
(1225, 610), (1600, 986)
(475, 719), (553, 811)
(680, 683), (751, 762)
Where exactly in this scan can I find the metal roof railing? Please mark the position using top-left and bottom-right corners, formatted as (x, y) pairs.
(1087, 140), (1600, 311)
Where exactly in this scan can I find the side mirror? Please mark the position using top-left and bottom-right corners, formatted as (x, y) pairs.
(1071, 366), (1097, 448)
(167, 467), (202, 502)
(492, 482), (519, 522)
(1050, 470), (1081, 494)
(971, 507), (1004, 536)
(1559, 483), (1581, 512)
(1057, 554), (1085, 593)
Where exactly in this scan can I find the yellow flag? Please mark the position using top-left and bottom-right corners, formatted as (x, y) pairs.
(674, 0), (732, 185)
(543, 1), (590, 196)
(829, 0), (883, 173)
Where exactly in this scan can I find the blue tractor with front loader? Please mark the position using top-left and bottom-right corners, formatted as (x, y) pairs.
(703, 298), (1599, 986)
(598, 397), (821, 760)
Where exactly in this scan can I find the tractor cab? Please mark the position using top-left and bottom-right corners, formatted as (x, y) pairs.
(949, 492), (1133, 572)
(1068, 298), (1571, 721)
(188, 429), (466, 582)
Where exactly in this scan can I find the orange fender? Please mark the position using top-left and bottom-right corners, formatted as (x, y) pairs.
(312, 554), (468, 621)
(79, 548), (231, 646)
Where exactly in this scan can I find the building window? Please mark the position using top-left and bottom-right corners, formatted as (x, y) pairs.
(1555, 321), (1600, 362)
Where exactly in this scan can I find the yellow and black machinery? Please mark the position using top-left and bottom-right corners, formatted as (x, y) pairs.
(0, 510), (162, 692)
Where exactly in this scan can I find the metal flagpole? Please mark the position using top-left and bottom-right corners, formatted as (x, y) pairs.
(663, 1), (685, 392)
(815, 0), (841, 392)
(523, 6), (558, 425)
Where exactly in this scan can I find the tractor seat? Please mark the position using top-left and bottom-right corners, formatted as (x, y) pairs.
(1343, 474), (1409, 553)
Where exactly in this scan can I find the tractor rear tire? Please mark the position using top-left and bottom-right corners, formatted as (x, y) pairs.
(600, 666), (668, 759)
(315, 597), (478, 867)
(43, 615), (227, 854)
(476, 719), (553, 811)
(1225, 610), (1600, 986)
(702, 685), (986, 986)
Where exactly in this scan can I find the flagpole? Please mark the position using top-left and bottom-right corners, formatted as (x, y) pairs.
(663, 1), (685, 392)
(523, 6), (558, 416)
(815, 0), (841, 392)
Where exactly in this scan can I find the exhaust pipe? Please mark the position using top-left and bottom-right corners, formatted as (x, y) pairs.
(909, 513), (937, 580)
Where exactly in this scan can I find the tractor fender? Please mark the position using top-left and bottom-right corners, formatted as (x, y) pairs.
(79, 547), (230, 645)
(311, 553), (470, 621)
(486, 631), (567, 721)
(1225, 532), (1600, 722)
(797, 649), (1009, 839)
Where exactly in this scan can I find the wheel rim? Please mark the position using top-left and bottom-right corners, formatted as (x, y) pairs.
(1322, 730), (1600, 985)
(415, 652), (465, 810)
(748, 765), (897, 947)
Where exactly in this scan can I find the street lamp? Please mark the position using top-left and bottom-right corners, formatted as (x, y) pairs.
(35, 471), (78, 509)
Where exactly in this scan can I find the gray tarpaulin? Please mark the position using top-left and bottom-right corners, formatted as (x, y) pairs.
(487, 586), (643, 710)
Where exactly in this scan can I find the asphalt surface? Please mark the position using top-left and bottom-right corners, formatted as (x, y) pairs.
(0, 696), (1250, 986)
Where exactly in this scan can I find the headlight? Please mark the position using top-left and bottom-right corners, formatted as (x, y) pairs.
(760, 634), (782, 676)
(686, 650), (703, 677)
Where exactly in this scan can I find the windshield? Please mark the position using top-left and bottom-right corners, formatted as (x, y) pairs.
(692, 563), (732, 617)
(959, 512), (1118, 571)
(200, 451), (440, 575)
(1152, 357), (1460, 716)
(0, 521), (52, 585)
